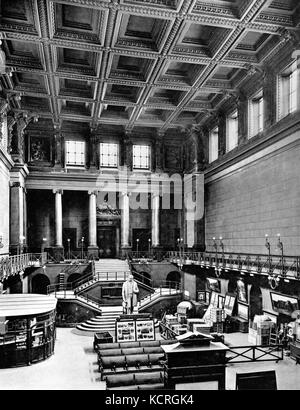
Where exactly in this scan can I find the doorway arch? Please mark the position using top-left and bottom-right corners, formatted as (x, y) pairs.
(166, 271), (181, 287)
(249, 285), (263, 321)
(32, 274), (50, 295)
(7, 274), (23, 294)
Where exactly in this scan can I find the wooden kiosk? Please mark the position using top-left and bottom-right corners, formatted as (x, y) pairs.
(0, 294), (57, 368)
(162, 332), (229, 390)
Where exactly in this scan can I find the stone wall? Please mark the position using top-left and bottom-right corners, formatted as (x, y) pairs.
(205, 135), (300, 255)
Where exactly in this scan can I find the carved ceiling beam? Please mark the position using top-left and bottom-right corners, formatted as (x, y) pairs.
(36, 0), (59, 123)
(160, 0), (277, 130)
(92, 6), (120, 127)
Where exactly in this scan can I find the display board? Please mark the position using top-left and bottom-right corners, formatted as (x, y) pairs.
(224, 294), (236, 316)
(270, 292), (299, 316)
(136, 320), (155, 342)
(237, 302), (249, 320)
(218, 295), (225, 309)
(116, 321), (136, 342)
(197, 291), (206, 302)
(116, 319), (155, 342)
(206, 278), (221, 293)
(210, 291), (219, 308)
(237, 278), (247, 303)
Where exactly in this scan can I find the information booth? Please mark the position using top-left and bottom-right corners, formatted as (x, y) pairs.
(0, 294), (57, 368)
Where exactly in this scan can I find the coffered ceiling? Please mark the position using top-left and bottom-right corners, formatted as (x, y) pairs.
(0, 0), (299, 132)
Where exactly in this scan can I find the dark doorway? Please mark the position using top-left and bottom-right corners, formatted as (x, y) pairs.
(98, 227), (116, 258)
(6, 275), (23, 294)
(228, 276), (238, 295)
(132, 229), (151, 252)
(32, 274), (50, 294)
(166, 271), (181, 286)
(63, 228), (77, 255)
(249, 285), (263, 321)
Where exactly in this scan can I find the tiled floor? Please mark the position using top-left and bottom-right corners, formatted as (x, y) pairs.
(0, 328), (299, 390)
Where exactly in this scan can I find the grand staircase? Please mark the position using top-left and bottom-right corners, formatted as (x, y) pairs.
(47, 258), (182, 334)
(76, 306), (123, 333)
(95, 259), (131, 278)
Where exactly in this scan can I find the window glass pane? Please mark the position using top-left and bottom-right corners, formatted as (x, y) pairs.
(279, 65), (298, 119)
(209, 127), (218, 163)
(258, 97), (264, 132)
(227, 111), (238, 152)
(133, 145), (150, 169)
(100, 143), (119, 167)
(250, 95), (263, 137)
(289, 70), (297, 113)
(65, 140), (85, 166)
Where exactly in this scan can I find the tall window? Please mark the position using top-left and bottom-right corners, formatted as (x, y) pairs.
(249, 91), (264, 138)
(209, 127), (219, 163)
(65, 140), (85, 166)
(100, 142), (119, 168)
(278, 63), (298, 119)
(226, 110), (238, 152)
(133, 144), (151, 170)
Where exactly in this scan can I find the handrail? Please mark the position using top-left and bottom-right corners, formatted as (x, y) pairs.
(0, 252), (47, 282)
(139, 281), (182, 307)
(46, 283), (102, 310)
(168, 251), (300, 279)
(131, 268), (154, 287)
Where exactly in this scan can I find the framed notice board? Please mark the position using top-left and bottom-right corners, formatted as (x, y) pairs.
(116, 321), (136, 343)
(136, 320), (155, 342)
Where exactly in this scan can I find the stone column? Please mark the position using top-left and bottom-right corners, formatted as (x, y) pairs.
(88, 190), (98, 258)
(53, 124), (62, 168)
(53, 189), (64, 261)
(121, 192), (131, 257)
(155, 132), (164, 172)
(151, 193), (160, 247)
(9, 165), (29, 255)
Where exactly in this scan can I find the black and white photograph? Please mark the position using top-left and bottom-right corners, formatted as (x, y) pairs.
(0, 0), (300, 396)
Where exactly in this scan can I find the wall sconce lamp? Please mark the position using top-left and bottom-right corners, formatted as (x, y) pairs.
(212, 237), (218, 252)
(219, 237), (224, 253)
(265, 234), (270, 252)
(215, 267), (222, 278)
(268, 274), (280, 289)
(277, 233), (283, 253)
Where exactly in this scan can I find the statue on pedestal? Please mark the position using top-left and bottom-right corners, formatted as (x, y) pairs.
(122, 273), (139, 314)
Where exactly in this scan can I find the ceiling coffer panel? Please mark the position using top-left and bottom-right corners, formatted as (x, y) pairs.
(0, 0), (298, 131)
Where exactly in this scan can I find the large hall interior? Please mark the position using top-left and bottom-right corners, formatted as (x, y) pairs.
(0, 0), (300, 391)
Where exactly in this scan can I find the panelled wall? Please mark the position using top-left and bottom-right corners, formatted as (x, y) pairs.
(205, 133), (300, 255)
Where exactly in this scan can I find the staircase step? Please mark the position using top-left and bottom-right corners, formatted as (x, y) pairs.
(76, 324), (115, 332)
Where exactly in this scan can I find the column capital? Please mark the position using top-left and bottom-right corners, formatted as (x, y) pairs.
(151, 192), (160, 199)
(53, 189), (63, 195)
(120, 191), (130, 197)
(88, 190), (98, 196)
